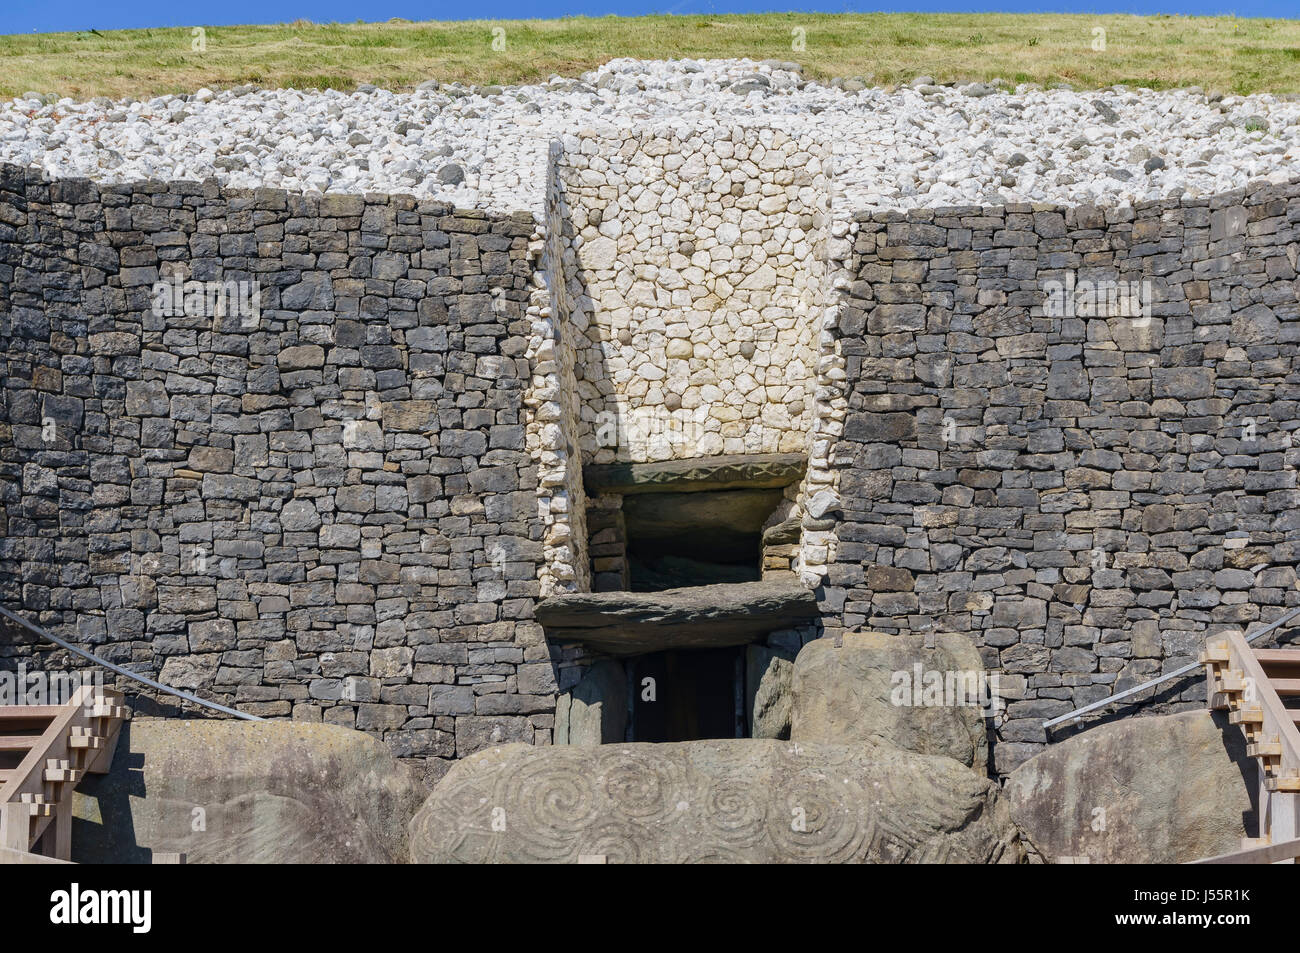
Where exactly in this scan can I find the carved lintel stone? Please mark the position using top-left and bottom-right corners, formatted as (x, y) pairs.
(583, 453), (807, 496)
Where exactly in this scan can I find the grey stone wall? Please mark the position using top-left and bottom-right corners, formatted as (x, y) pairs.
(3, 153), (1299, 782)
(826, 179), (1300, 774)
(0, 162), (550, 785)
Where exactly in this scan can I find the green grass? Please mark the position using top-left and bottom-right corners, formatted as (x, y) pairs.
(0, 13), (1297, 101)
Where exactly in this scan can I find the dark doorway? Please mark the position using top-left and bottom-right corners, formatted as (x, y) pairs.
(626, 646), (745, 742)
(622, 487), (783, 591)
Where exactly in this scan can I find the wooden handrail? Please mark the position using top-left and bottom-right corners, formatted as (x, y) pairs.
(0, 684), (127, 860)
(0, 685), (95, 804)
(1221, 629), (1300, 784)
(1189, 837), (1300, 864)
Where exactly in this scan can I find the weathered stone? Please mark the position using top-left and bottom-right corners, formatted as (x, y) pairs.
(843, 412), (915, 442)
(72, 719), (423, 863)
(584, 453), (807, 496)
(278, 344), (325, 370)
(281, 274), (334, 310)
(409, 740), (1025, 863)
(790, 631), (989, 774)
(555, 659), (626, 745)
(1152, 366), (1214, 400)
(536, 581), (819, 654)
(1004, 711), (1254, 864)
(747, 645), (793, 739)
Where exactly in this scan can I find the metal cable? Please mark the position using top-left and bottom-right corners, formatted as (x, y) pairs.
(1042, 604), (1300, 731)
(0, 604), (263, 721)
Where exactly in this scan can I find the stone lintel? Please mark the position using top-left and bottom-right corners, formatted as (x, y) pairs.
(536, 580), (817, 656)
(583, 452), (807, 496)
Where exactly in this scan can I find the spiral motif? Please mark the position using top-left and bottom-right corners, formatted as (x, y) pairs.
(681, 841), (754, 864)
(409, 740), (1021, 864)
(411, 766), (501, 864)
(596, 747), (684, 824)
(701, 775), (767, 848)
(576, 821), (653, 865)
(765, 772), (867, 863)
(500, 748), (601, 861)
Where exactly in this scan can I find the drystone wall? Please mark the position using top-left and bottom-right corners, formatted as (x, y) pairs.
(2, 145), (1298, 782)
(555, 126), (831, 466)
(0, 162), (553, 784)
(824, 178), (1300, 773)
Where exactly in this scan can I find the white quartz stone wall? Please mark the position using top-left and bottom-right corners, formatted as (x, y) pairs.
(11, 60), (1299, 217)
(554, 125), (832, 465)
(794, 212), (853, 586)
(524, 142), (591, 596)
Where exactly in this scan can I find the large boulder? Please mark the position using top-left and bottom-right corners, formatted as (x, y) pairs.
(72, 718), (424, 864)
(1004, 710), (1255, 864)
(409, 740), (1025, 864)
(790, 631), (990, 773)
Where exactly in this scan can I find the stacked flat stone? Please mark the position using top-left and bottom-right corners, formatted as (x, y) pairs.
(824, 178), (1300, 773)
(2, 109), (1299, 784)
(0, 165), (554, 786)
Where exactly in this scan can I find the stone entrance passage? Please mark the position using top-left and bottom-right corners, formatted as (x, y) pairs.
(628, 647), (746, 742)
(533, 127), (836, 747)
(540, 450), (820, 745)
(581, 452), (807, 592)
(622, 488), (781, 590)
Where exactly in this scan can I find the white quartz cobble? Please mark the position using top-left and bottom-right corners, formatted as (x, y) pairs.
(3, 57), (1298, 215)
(556, 126), (829, 467)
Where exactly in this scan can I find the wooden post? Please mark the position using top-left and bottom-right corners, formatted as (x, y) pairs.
(52, 797), (72, 862)
(0, 802), (29, 853)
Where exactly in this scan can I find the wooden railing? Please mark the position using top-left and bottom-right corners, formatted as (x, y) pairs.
(1203, 628), (1300, 853)
(1190, 837), (1300, 864)
(0, 684), (127, 861)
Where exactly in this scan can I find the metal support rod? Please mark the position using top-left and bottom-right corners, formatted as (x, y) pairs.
(0, 604), (263, 721)
(1042, 604), (1300, 731)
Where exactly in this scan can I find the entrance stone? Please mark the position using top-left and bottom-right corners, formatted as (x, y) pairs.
(409, 739), (1025, 863)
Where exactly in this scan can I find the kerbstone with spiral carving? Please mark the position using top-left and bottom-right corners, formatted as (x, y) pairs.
(409, 739), (1025, 863)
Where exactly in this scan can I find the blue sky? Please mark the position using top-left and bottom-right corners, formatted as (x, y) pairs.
(0, 1), (1293, 35)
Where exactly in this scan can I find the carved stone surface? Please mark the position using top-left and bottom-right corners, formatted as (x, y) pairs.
(409, 740), (1026, 864)
(584, 452), (807, 496)
(536, 580), (818, 654)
